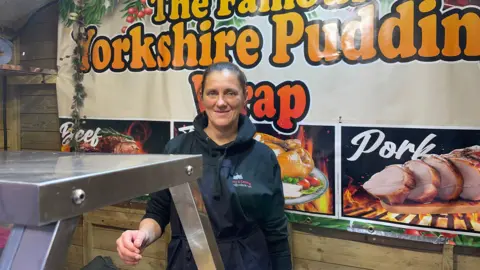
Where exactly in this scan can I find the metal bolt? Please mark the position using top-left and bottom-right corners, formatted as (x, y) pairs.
(368, 226), (375, 234)
(72, 189), (86, 205)
(436, 235), (446, 244)
(185, 165), (193, 176)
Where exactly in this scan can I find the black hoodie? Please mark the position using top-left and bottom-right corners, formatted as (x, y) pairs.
(143, 113), (292, 270)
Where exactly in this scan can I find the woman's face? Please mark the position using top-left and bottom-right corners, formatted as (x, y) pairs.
(202, 70), (246, 130)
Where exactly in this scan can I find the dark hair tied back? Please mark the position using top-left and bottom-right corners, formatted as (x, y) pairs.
(200, 62), (247, 97)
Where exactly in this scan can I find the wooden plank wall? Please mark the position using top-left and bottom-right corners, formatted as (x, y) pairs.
(67, 206), (480, 270)
(17, 3), (61, 151)
(19, 3), (58, 69)
(18, 84), (61, 150)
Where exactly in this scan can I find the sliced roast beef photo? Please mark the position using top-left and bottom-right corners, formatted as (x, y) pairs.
(422, 155), (463, 201)
(404, 160), (441, 203)
(362, 165), (416, 205)
(444, 156), (480, 201)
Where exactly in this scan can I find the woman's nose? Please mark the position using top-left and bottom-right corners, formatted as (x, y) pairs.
(216, 95), (227, 106)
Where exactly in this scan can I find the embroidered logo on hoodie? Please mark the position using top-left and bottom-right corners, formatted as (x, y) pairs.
(232, 173), (252, 188)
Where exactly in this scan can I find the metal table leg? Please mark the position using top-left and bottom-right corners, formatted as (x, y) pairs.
(2, 75), (8, 151)
(170, 180), (225, 270)
(0, 216), (80, 270)
(0, 154), (220, 269)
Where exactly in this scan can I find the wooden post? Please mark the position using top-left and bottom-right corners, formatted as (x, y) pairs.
(288, 222), (294, 265)
(6, 85), (20, 150)
(442, 244), (454, 270)
(82, 215), (93, 266)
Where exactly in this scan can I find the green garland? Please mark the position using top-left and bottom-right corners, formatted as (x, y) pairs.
(60, 0), (119, 27)
(69, 1), (88, 151)
(58, 0), (253, 153)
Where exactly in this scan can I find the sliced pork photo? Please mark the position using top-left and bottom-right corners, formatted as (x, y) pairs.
(362, 165), (416, 205)
(422, 155), (463, 201)
(444, 156), (480, 201)
(404, 160), (441, 203)
(360, 145), (480, 208)
(449, 145), (480, 162)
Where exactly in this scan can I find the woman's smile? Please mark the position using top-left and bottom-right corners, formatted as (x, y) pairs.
(215, 110), (231, 115)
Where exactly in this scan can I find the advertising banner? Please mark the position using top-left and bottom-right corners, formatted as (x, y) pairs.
(59, 119), (171, 154)
(56, 0), (480, 246)
(341, 126), (480, 236)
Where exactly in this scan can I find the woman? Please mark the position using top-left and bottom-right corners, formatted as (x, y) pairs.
(116, 62), (292, 270)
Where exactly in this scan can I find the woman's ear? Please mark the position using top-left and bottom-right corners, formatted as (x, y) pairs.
(243, 87), (249, 105)
(198, 87), (203, 100)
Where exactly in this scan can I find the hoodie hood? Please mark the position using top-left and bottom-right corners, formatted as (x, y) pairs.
(192, 112), (257, 199)
(192, 112), (257, 153)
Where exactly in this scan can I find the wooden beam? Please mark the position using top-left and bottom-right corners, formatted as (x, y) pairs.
(21, 113), (59, 132)
(292, 223), (443, 253)
(20, 95), (58, 114)
(292, 231), (443, 270)
(12, 38), (21, 65)
(20, 131), (60, 150)
(7, 74), (57, 85)
(0, 27), (17, 38)
(9, 39), (21, 150)
(442, 244), (454, 270)
(294, 258), (372, 270)
(82, 219), (93, 266)
(20, 41), (57, 62)
(6, 86), (20, 150)
(288, 223), (293, 266)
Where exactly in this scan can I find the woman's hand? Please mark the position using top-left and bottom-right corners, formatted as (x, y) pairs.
(116, 218), (162, 265)
(116, 229), (148, 265)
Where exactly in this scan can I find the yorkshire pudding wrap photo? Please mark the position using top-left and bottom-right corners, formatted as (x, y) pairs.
(254, 132), (330, 206)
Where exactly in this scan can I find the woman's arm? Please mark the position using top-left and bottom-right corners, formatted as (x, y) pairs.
(141, 189), (172, 247)
(140, 139), (178, 246)
(138, 218), (162, 247)
(259, 161), (292, 270)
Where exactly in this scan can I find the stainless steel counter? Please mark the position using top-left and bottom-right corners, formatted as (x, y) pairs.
(0, 151), (224, 270)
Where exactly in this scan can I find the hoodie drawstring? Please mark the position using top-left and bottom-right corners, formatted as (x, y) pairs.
(204, 136), (227, 200)
(213, 149), (228, 200)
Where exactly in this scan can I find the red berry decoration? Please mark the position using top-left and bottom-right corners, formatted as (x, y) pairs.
(130, 7), (138, 15)
(121, 26), (127, 33)
(144, 7), (153, 15)
(128, 7), (136, 14)
(141, 0), (147, 4)
(137, 11), (145, 18)
(126, 16), (134, 23)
